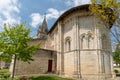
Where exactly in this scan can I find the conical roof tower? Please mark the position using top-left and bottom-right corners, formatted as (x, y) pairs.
(41, 16), (48, 33)
(37, 16), (48, 39)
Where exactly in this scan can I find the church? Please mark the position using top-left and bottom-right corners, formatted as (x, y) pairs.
(10, 4), (115, 80)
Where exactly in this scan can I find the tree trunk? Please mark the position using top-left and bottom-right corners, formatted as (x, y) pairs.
(11, 55), (16, 80)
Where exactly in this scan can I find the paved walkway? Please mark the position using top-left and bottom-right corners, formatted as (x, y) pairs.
(107, 77), (120, 80)
(115, 77), (120, 80)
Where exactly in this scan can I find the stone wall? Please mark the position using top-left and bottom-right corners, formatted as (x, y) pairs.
(12, 49), (57, 76)
(0, 61), (5, 69)
(48, 9), (114, 80)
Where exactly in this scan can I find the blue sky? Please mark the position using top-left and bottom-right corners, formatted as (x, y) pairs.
(0, 0), (91, 36)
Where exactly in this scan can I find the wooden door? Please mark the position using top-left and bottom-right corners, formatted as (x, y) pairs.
(48, 60), (52, 72)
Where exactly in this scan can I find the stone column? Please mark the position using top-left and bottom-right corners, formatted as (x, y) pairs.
(57, 21), (64, 75)
(56, 22), (61, 75)
(110, 53), (116, 78)
(73, 16), (78, 77)
(61, 23), (64, 75)
(73, 16), (81, 79)
(95, 21), (103, 79)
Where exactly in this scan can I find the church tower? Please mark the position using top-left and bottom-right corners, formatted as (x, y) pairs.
(37, 16), (48, 39)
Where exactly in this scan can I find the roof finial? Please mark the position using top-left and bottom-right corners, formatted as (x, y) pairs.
(44, 12), (46, 19)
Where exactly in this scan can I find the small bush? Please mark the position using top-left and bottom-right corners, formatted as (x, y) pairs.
(116, 73), (120, 77)
(114, 69), (119, 73)
(0, 74), (10, 80)
(0, 69), (10, 80)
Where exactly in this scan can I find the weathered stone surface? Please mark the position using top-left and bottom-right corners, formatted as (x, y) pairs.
(11, 49), (56, 76)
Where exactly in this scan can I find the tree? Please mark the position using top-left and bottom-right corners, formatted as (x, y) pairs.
(113, 44), (120, 66)
(89, 0), (120, 40)
(89, 0), (120, 65)
(111, 24), (120, 67)
(89, 0), (118, 28)
(0, 23), (39, 80)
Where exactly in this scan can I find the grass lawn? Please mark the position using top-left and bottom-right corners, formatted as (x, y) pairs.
(16, 75), (73, 80)
(28, 75), (73, 80)
(0, 69), (9, 74)
(0, 69), (10, 80)
(0, 69), (73, 80)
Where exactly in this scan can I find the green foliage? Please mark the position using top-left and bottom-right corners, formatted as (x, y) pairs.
(114, 69), (119, 73)
(89, 0), (119, 27)
(113, 51), (120, 66)
(0, 69), (10, 80)
(114, 69), (120, 77)
(0, 74), (73, 80)
(116, 73), (120, 77)
(0, 23), (39, 62)
(113, 44), (120, 66)
(0, 74), (10, 80)
(0, 69), (9, 74)
(28, 75), (73, 80)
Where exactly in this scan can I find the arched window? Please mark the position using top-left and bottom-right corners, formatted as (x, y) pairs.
(81, 32), (94, 49)
(81, 34), (86, 49)
(65, 37), (71, 51)
(88, 35), (93, 49)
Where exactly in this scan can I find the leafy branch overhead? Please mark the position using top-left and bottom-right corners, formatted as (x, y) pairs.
(89, 0), (119, 28)
(0, 23), (39, 62)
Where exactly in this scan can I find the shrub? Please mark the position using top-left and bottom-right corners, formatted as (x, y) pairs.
(116, 73), (120, 77)
(0, 73), (10, 80)
(0, 69), (10, 80)
(114, 69), (119, 73)
(20, 76), (28, 80)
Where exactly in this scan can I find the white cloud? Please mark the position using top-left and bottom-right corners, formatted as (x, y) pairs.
(0, 0), (21, 30)
(30, 0), (91, 28)
(66, 0), (91, 7)
(30, 8), (64, 28)
(46, 8), (64, 20)
(30, 13), (43, 28)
